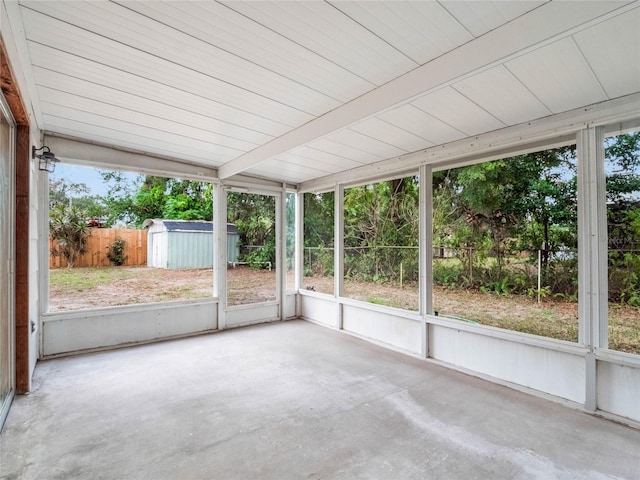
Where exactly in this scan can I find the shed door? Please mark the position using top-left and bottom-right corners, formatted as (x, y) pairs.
(152, 232), (167, 268)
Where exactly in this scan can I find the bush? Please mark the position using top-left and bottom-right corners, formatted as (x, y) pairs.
(610, 252), (640, 306)
(245, 236), (275, 269)
(106, 236), (127, 266)
(433, 259), (463, 288)
(304, 245), (334, 277)
(49, 204), (91, 268)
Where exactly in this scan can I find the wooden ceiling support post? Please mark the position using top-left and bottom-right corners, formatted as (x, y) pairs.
(14, 124), (29, 393)
(1, 34), (31, 394)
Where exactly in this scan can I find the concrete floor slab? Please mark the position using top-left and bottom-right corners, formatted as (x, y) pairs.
(1, 320), (639, 479)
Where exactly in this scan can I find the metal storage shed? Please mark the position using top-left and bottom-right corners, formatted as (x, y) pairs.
(143, 219), (240, 269)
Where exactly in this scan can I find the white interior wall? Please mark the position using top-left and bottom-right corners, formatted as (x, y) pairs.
(596, 357), (640, 421)
(42, 300), (218, 356)
(28, 141), (41, 374)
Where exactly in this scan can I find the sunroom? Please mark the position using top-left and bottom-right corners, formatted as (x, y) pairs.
(1, 1), (639, 477)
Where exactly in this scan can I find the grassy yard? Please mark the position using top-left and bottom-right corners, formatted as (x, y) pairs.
(49, 266), (278, 311)
(49, 267), (640, 354)
(49, 267), (215, 311)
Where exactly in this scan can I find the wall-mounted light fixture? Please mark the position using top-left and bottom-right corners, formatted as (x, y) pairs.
(32, 145), (59, 173)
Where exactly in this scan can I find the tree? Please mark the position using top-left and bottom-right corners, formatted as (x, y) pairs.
(342, 177), (419, 282)
(49, 204), (91, 268)
(98, 173), (214, 227)
(510, 147), (577, 271)
(97, 170), (139, 227)
(303, 191), (335, 275)
(304, 192), (334, 249)
(605, 132), (640, 206)
(49, 178), (89, 209)
(227, 192), (276, 267)
(431, 147), (578, 293)
(604, 132), (640, 304)
(50, 176), (110, 226)
(605, 132), (640, 255)
(163, 178), (213, 220)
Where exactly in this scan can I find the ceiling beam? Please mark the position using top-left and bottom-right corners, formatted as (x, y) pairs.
(43, 134), (218, 181)
(218, 1), (631, 179)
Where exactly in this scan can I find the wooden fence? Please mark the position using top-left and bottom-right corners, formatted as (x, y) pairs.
(50, 228), (147, 268)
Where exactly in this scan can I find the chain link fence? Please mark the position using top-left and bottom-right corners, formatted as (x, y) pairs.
(303, 245), (582, 300)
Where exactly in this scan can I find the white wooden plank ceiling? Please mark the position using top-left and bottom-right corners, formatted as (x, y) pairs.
(7, 0), (640, 185)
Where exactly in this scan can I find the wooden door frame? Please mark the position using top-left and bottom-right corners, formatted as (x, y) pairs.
(1, 35), (31, 393)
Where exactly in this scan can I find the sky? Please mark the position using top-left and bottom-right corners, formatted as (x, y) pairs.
(51, 164), (138, 197)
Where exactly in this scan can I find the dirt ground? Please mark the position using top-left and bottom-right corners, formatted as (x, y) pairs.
(49, 266), (277, 310)
(49, 266), (639, 353)
(303, 274), (580, 339)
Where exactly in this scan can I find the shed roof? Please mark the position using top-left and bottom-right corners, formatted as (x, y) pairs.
(143, 219), (239, 235)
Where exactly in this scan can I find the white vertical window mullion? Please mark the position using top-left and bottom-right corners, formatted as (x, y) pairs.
(334, 184), (344, 300)
(578, 125), (607, 412)
(276, 188), (284, 320)
(594, 126), (608, 349)
(335, 184), (344, 330)
(420, 165), (433, 316)
(577, 129), (591, 348)
(214, 183), (227, 330)
(578, 126), (608, 349)
(295, 191), (303, 318)
(295, 192), (303, 293)
(419, 164), (432, 358)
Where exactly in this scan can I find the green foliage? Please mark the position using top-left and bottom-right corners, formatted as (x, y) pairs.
(51, 171), (215, 228)
(342, 177), (419, 283)
(606, 132), (640, 307)
(610, 251), (640, 306)
(285, 192), (296, 270)
(45, 133), (640, 310)
(97, 174), (213, 227)
(49, 178), (90, 209)
(96, 170), (138, 226)
(480, 277), (512, 296)
(106, 236), (127, 266)
(49, 267), (138, 291)
(305, 247), (334, 277)
(433, 260), (463, 288)
(304, 192), (334, 248)
(606, 131), (640, 171)
(49, 204), (91, 268)
(434, 254), (537, 296)
(367, 297), (392, 306)
(245, 235), (276, 269)
(430, 147), (582, 297)
(527, 286), (552, 300)
(303, 192), (335, 275)
(228, 192), (276, 269)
